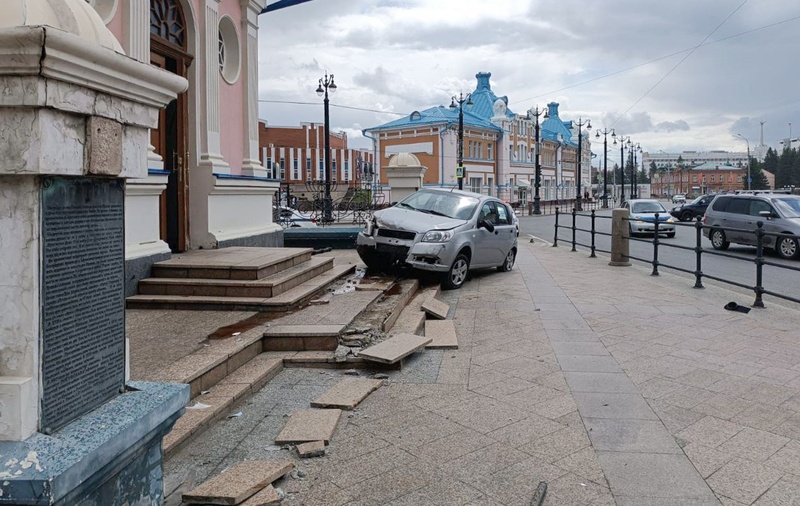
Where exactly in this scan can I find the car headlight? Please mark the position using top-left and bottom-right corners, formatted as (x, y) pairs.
(421, 230), (453, 242)
(364, 219), (375, 236)
(665, 216), (675, 223)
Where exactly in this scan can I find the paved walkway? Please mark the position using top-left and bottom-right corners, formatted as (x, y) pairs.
(165, 241), (800, 505)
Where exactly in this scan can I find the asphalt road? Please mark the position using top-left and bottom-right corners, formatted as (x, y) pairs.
(517, 204), (800, 308)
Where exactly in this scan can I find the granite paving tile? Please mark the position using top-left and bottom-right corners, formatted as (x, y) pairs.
(552, 446), (606, 485)
(731, 403), (792, 431)
(563, 371), (638, 393)
(583, 418), (682, 454)
(475, 458), (567, 506)
(551, 341), (610, 356)
(487, 415), (564, 447)
(752, 474), (800, 506)
(597, 451), (717, 501)
(716, 427), (790, 462)
(520, 426), (591, 463)
(682, 442), (735, 479)
(540, 472), (616, 506)
(706, 458), (784, 504)
(764, 439), (800, 475)
(572, 392), (659, 420)
(676, 416), (744, 448)
(557, 354), (623, 373)
(446, 442), (531, 482)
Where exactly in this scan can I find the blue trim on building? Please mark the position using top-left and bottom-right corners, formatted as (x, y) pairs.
(147, 169), (170, 175)
(261, 0), (313, 13)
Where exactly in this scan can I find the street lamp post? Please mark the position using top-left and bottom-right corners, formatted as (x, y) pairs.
(528, 106), (547, 214)
(734, 133), (751, 190)
(632, 143), (641, 199)
(574, 118), (591, 211)
(316, 72), (337, 222)
(450, 93), (473, 190)
(615, 135), (628, 205)
(595, 128), (615, 208)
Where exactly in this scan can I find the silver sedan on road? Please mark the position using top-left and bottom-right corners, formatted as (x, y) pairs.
(356, 188), (518, 289)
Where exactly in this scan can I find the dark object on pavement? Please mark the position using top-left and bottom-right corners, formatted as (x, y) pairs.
(724, 301), (751, 313)
(312, 247), (333, 254)
(531, 481), (547, 506)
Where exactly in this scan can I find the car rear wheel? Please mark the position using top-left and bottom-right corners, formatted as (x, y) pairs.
(443, 253), (469, 290)
(666, 231), (676, 238)
(710, 229), (729, 250)
(497, 249), (516, 272)
(776, 235), (799, 260)
(681, 211), (693, 222)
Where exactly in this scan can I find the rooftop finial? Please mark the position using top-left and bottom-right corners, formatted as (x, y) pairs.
(475, 72), (492, 90)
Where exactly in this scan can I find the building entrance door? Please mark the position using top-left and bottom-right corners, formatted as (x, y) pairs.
(150, 0), (192, 252)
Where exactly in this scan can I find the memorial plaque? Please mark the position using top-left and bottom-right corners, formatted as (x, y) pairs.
(40, 177), (126, 431)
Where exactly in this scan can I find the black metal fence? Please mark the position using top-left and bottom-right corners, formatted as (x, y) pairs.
(553, 207), (800, 307)
(274, 180), (390, 228)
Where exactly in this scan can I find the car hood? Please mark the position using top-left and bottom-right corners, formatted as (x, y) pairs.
(632, 212), (671, 221)
(374, 207), (467, 233)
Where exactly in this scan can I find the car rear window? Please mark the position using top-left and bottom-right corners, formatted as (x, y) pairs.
(726, 198), (750, 214)
(711, 196), (731, 211)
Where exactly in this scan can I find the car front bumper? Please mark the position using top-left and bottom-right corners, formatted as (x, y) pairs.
(630, 220), (675, 233)
(356, 232), (456, 272)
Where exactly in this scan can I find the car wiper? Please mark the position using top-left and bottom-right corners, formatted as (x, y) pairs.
(423, 209), (450, 217)
(397, 202), (416, 210)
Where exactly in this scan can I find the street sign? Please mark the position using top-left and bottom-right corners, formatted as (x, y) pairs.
(747, 177), (753, 183)
(456, 166), (464, 179)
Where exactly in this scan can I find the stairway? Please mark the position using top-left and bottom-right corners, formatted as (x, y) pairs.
(126, 247), (354, 311)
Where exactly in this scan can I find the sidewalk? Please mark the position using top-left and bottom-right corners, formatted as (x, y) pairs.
(161, 241), (800, 505)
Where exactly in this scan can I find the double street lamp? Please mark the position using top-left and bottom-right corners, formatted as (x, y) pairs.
(450, 92), (473, 190)
(734, 133), (751, 190)
(316, 72), (337, 223)
(615, 135), (629, 205)
(574, 118), (592, 211)
(528, 105), (548, 214)
(628, 140), (641, 199)
(595, 127), (615, 208)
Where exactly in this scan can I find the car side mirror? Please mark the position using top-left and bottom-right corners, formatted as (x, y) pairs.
(759, 210), (774, 219)
(478, 219), (495, 233)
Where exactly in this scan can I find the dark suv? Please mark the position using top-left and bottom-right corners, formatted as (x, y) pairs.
(702, 194), (800, 259)
(670, 194), (713, 222)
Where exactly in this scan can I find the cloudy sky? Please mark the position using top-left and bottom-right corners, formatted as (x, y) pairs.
(257, 0), (800, 166)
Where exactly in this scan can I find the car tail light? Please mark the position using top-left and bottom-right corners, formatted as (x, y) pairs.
(702, 214), (707, 224)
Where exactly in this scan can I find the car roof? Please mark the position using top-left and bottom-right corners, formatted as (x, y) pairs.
(416, 187), (502, 203)
(628, 199), (662, 203)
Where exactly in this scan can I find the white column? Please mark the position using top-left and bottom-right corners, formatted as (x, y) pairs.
(199, 0), (230, 174)
(240, 0), (267, 177)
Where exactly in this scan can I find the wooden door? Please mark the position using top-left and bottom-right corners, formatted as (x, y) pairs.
(150, 49), (189, 252)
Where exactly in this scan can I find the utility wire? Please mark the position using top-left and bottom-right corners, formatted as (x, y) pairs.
(609, 0), (750, 128)
(258, 99), (407, 116)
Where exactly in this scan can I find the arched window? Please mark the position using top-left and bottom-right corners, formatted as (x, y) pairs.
(150, 0), (187, 49)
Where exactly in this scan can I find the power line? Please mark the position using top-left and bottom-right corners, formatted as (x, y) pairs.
(609, 0), (750, 128)
(258, 99), (407, 116)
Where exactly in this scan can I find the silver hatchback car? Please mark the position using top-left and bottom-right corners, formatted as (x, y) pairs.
(703, 193), (800, 259)
(356, 188), (518, 289)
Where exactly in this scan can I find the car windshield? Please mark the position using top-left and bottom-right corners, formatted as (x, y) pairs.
(690, 196), (706, 205)
(398, 190), (480, 220)
(631, 201), (666, 214)
(772, 198), (800, 218)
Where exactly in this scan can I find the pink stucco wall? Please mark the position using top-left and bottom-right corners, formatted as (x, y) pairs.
(106, 5), (123, 42)
(218, 1), (246, 175)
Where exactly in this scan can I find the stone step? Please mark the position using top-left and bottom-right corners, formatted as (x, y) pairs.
(182, 460), (293, 505)
(151, 247), (313, 281)
(421, 297), (450, 320)
(262, 324), (345, 352)
(126, 264), (356, 311)
(389, 285), (441, 336)
(281, 351), (400, 371)
(359, 333), (432, 364)
(274, 408), (342, 445)
(425, 320), (459, 349)
(138, 256), (333, 298)
(310, 377), (383, 410)
(162, 353), (284, 456)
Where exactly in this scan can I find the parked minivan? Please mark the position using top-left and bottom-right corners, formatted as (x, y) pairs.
(702, 194), (800, 259)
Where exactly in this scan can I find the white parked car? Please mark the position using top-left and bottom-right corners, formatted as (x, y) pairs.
(672, 194), (686, 204)
(623, 199), (676, 237)
(277, 207), (317, 228)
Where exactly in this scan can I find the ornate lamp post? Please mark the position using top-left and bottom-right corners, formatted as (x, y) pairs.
(316, 72), (337, 222)
(615, 135), (629, 205)
(595, 127), (615, 208)
(528, 105), (547, 214)
(734, 133), (751, 190)
(631, 142), (641, 199)
(574, 118), (591, 211)
(450, 93), (473, 190)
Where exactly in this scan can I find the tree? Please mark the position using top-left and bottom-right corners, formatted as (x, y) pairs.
(747, 159), (771, 190)
(649, 161), (658, 173)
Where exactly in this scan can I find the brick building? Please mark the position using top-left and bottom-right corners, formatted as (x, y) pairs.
(258, 121), (375, 202)
(651, 162), (745, 197)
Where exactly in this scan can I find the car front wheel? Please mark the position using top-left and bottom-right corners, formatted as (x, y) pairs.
(443, 253), (470, 290)
(776, 235), (799, 260)
(497, 249), (516, 272)
(710, 229), (729, 250)
(681, 211), (693, 222)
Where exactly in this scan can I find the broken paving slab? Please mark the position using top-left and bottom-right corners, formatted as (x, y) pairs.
(425, 320), (459, 349)
(421, 298), (450, 320)
(296, 440), (326, 458)
(275, 408), (342, 445)
(182, 460), (293, 505)
(240, 485), (281, 506)
(358, 333), (432, 364)
(310, 377), (383, 410)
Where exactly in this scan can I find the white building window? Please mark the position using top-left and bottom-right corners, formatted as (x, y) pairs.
(470, 177), (482, 193)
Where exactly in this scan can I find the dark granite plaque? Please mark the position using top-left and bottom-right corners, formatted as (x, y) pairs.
(40, 177), (126, 431)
